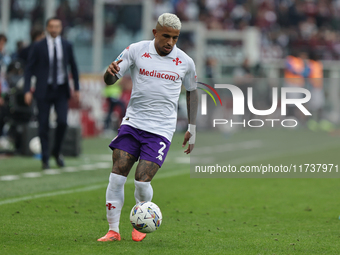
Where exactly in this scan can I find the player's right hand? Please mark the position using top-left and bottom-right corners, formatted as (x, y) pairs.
(107, 59), (123, 76)
(24, 92), (33, 105)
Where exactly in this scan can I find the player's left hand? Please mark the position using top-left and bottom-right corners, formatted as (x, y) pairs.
(182, 131), (195, 154)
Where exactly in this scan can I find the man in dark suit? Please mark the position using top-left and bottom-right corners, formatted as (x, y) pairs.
(24, 17), (79, 169)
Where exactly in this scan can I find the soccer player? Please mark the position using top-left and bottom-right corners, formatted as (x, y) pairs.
(97, 13), (198, 242)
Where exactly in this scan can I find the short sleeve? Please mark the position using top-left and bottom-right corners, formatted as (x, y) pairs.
(182, 58), (197, 91)
(115, 44), (135, 79)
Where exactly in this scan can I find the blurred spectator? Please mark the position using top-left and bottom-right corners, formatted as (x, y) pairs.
(0, 89), (9, 139)
(119, 75), (133, 108)
(31, 0), (44, 29)
(153, 0), (175, 19)
(284, 51), (310, 119)
(11, 41), (25, 62)
(18, 29), (45, 64)
(102, 75), (132, 135)
(206, 57), (217, 79)
(1, 61), (33, 151)
(76, 0), (94, 24)
(103, 80), (126, 131)
(10, 0), (25, 20)
(0, 34), (11, 73)
(285, 51), (310, 88)
(307, 51), (325, 130)
(233, 57), (254, 121)
(0, 34), (9, 139)
(56, 0), (75, 28)
(299, 17), (317, 40)
(119, 5), (142, 36)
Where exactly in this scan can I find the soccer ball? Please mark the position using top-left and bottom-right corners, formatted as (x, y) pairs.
(130, 201), (162, 233)
(29, 137), (41, 155)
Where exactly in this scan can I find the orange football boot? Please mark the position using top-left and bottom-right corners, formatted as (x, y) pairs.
(132, 228), (147, 242)
(97, 230), (121, 242)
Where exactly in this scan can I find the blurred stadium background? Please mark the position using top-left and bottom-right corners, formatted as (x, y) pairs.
(0, 0), (340, 152)
(0, 0), (340, 151)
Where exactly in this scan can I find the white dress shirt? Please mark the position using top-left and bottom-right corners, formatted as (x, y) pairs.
(46, 33), (66, 85)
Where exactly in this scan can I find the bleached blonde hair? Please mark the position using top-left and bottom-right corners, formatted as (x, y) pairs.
(157, 13), (181, 30)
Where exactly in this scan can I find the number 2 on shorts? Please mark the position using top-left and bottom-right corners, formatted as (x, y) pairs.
(158, 142), (166, 156)
(156, 142), (166, 161)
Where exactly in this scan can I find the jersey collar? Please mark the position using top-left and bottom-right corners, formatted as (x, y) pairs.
(149, 39), (177, 59)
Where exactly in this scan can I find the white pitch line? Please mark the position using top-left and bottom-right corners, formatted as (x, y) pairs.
(0, 175), (20, 181)
(0, 163), (112, 182)
(80, 164), (97, 170)
(22, 172), (42, 178)
(43, 169), (62, 175)
(0, 169), (188, 206)
(63, 167), (79, 172)
(95, 162), (111, 168)
(82, 154), (112, 161)
(0, 184), (107, 206)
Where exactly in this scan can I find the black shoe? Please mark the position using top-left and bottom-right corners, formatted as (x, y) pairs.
(54, 154), (65, 168)
(42, 162), (50, 170)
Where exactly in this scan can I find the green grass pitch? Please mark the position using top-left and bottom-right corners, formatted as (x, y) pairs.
(1, 129), (340, 254)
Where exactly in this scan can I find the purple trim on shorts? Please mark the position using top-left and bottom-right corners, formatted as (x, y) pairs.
(109, 125), (171, 167)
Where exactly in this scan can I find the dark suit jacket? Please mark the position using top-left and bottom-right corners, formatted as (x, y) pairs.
(24, 38), (79, 99)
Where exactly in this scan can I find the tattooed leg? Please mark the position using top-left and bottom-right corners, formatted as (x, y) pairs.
(135, 160), (159, 182)
(111, 149), (137, 177)
(134, 160), (158, 205)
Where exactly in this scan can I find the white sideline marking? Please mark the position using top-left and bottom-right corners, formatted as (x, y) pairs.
(174, 157), (190, 164)
(22, 172), (42, 178)
(0, 163), (112, 182)
(83, 154), (112, 161)
(0, 184), (106, 206)
(63, 167), (78, 172)
(95, 162), (111, 168)
(0, 175), (20, 181)
(80, 164), (97, 170)
(44, 169), (61, 175)
(0, 169), (187, 206)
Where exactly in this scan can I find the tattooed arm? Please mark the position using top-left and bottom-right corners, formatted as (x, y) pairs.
(182, 89), (198, 154)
